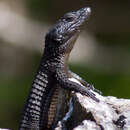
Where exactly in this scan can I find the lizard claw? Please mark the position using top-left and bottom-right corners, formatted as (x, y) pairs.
(80, 87), (100, 102)
(86, 84), (102, 95)
(85, 90), (100, 102)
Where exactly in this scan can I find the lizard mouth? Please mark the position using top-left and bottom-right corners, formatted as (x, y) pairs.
(68, 7), (91, 33)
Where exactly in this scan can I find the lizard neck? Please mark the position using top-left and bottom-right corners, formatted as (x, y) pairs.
(42, 30), (79, 71)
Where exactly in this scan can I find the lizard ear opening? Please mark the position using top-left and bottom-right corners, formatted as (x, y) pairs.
(45, 33), (62, 44)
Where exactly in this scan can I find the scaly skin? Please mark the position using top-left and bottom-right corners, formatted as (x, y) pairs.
(19, 7), (100, 130)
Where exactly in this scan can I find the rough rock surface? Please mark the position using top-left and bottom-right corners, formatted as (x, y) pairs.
(55, 78), (130, 130)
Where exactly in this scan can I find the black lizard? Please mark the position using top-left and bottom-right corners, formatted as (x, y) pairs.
(19, 7), (100, 130)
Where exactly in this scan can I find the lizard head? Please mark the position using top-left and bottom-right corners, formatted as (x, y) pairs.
(45, 7), (91, 55)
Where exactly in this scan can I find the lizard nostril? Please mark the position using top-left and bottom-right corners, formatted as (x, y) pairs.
(87, 7), (91, 14)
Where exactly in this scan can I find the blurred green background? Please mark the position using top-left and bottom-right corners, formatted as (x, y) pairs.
(0, 0), (130, 129)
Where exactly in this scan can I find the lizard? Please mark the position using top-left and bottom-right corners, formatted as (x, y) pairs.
(19, 7), (101, 130)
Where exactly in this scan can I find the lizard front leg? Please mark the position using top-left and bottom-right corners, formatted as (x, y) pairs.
(68, 70), (102, 95)
(55, 69), (99, 102)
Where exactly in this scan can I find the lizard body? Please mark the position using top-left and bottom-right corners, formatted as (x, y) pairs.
(19, 7), (100, 130)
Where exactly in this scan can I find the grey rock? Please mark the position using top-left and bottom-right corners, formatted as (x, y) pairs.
(55, 79), (130, 130)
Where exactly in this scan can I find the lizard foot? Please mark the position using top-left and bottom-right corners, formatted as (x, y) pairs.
(86, 84), (102, 95)
(79, 87), (100, 102)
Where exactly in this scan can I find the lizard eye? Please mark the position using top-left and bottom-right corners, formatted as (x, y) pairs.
(65, 16), (75, 22)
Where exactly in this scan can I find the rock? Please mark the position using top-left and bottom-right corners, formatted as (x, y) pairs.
(55, 78), (130, 130)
